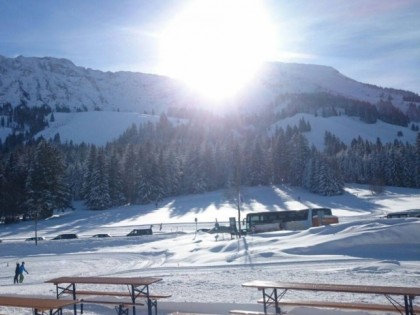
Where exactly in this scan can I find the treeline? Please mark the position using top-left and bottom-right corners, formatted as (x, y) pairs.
(1, 113), (420, 221)
(274, 93), (420, 125)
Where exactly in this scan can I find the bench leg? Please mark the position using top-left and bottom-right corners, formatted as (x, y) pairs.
(115, 304), (129, 315)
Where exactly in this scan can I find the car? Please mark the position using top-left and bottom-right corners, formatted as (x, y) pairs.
(52, 233), (78, 240)
(25, 236), (45, 241)
(126, 228), (153, 236)
(92, 233), (111, 238)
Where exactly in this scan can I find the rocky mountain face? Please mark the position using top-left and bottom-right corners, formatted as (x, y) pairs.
(0, 55), (419, 119)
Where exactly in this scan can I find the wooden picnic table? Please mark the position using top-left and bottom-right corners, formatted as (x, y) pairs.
(241, 280), (420, 315)
(46, 276), (163, 315)
(0, 295), (78, 315)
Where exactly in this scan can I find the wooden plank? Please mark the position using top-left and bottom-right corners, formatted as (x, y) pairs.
(0, 295), (78, 311)
(63, 290), (131, 297)
(258, 299), (420, 313)
(229, 310), (271, 315)
(46, 276), (162, 286)
(62, 290), (171, 299)
(81, 299), (144, 306)
(242, 281), (420, 296)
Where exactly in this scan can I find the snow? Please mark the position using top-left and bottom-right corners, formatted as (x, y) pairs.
(0, 184), (419, 315)
(272, 113), (418, 149)
(27, 111), (419, 148)
(37, 112), (163, 146)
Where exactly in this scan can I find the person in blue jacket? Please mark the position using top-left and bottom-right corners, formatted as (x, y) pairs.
(19, 261), (28, 283)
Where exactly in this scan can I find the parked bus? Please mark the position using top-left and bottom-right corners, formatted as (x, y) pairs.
(245, 208), (338, 233)
(386, 209), (420, 219)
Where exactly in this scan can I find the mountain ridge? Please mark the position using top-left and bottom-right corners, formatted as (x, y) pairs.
(1, 55), (418, 116)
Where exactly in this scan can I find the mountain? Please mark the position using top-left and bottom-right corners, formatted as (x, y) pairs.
(0, 55), (187, 113)
(1, 55), (420, 148)
(1, 55), (419, 115)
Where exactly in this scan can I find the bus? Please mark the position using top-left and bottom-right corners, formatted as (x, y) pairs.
(386, 209), (420, 219)
(245, 208), (339, 233)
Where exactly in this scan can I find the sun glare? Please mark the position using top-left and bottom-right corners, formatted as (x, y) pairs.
(158, 0), (276, 101)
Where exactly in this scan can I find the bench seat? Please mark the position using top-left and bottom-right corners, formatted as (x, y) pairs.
(63, 289), (171, 299)
(81, 298), (144, 306)
(230, 310), (272, 315)
(258, 299), (420, 313)
(64, 290), (131, 297)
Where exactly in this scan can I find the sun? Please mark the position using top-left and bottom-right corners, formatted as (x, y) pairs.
(158, 0), (276, 101)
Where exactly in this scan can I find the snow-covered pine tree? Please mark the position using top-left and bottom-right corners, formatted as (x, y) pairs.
(85, 148), (111, 210)
(24, 140), (70, 218)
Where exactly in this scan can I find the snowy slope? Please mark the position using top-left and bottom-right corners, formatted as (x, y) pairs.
(0, 55), (186, 112)
(36, 111), (162, 146)
(272, 113), (419, 149)
(1, 55), (415, 114)
(29, 111), (418, 148)
(1, 55), (419, 148)
(0, 184), (419, 315)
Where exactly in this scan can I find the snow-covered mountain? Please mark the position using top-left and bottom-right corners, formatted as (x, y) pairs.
(1, 55), (420, 147)
(0, 55), (188, 113)
(0, 55), (417, 114)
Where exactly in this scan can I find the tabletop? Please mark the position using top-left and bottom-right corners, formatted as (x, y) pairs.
(0, 295), (78, 311)
(45, 276), (162, 286)
(242, 281), (420, 296)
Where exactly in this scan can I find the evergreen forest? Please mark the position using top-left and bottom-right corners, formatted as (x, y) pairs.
(1, 109), (420, 222)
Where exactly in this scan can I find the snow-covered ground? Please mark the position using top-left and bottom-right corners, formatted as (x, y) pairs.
(0, 184), (419, 315)
(2, 109), (418, 149)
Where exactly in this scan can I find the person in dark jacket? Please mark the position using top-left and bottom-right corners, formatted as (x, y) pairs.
(14, 262), (20, 284)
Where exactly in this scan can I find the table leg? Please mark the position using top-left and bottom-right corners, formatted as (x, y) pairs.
(262, 289), (267, 314)
(404, 295), (415, 315)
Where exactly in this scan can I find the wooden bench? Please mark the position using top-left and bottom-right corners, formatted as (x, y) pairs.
(80, 297), (144, 315)
(63, 289), (171, 299)
(63, 289), (131, 297)
(71, 290), (170, 315)
(242, 280), (420, 315)
(230, 310), (271, 315)
(258, 299), (420, 313)
(0, 295), (79, 315)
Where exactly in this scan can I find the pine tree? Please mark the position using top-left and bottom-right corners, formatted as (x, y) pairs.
(85, 149), (111, 210)
(288, 133), (310, 185)
(24, 140), (71, 218)
(137, 153), (165, 204)
(108, 152), (126, 206)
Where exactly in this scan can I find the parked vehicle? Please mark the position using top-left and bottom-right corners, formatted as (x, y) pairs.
(386, 209), (420, 219)
(127, 228), (153, 236)
(245, 208), (339, 233)
(92, 233), (111, 238)
(25, 236), (45, 241)
(52, 233), (78, 240)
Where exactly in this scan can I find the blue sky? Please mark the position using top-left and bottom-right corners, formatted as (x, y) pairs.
(1, 0), (419, 94)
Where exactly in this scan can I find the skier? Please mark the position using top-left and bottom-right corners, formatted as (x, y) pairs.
(13, 262), (20, 284)
(19, 261), (28, 283)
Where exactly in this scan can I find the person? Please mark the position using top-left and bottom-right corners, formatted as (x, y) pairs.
(19, 261), (28, 283)
(14, 262), (20, 284)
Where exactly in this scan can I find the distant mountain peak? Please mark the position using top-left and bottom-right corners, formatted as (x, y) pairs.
(0, 55), (417, 116)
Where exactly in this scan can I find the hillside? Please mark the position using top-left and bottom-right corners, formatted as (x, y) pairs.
(1, 55), (418, 115)
(1, 55), (420, 147)
(30, 111), (419, 148)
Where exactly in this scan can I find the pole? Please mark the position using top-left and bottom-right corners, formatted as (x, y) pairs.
(237, 192), (241, 238)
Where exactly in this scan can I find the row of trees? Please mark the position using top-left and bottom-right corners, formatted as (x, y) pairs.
(1, 112), (420, 221)
(274, 93), (417, 126)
